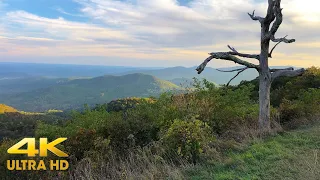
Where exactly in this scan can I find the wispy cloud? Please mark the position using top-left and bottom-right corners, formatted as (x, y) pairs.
(4, 11), (137, 41)
(0, 0), (319, 67)
(54, 7), (85, 17)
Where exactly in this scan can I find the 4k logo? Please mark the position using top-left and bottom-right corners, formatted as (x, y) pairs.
(7, 138), (68, 157)
(7, 138), (69, 171)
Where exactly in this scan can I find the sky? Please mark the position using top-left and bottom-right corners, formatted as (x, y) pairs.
(0, 0), (319, 68)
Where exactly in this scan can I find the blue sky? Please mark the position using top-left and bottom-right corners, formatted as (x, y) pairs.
(0, 0), (319, 67)
(2, 0), (87, 21)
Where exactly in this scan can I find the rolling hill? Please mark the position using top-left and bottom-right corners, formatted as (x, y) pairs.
(0, 73), (179, 112)
(118, 66), (259, 85)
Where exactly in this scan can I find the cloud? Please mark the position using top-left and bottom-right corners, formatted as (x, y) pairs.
(0, 0), (319, 67)
(54, 7), (85, 17)
(282, 0), (320, 23)
(4, 11), (139, 42)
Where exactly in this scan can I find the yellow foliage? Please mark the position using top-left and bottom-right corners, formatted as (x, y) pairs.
(0, 104), (18, 114)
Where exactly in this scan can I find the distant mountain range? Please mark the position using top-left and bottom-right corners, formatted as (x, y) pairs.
(0, 62), (162, 78)
(0, 62), (298, 112)
(0, 73), (179, 112)
(0, 62), (263, 85)
(117, 66), (260, 85)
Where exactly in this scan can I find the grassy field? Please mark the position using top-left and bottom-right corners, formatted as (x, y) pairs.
(185, 121), (320, 180)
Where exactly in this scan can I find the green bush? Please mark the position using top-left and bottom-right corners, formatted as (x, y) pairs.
(163, 116), (214, 163)
(192, 81), (260, 134)
(279, 88), (320, 123)
(65, 128), (98, 160)
(35, 109), (109, 139)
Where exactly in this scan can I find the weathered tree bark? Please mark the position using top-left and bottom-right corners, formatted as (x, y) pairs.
(196, 0), (306, 132)
(258, 16), (272, 132)
(259, 70), (271, 131)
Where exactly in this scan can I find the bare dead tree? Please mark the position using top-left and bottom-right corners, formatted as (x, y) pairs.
(195, 0), (305, 132)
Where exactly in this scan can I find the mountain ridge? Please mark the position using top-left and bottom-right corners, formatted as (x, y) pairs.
(0, 73), (179, 112)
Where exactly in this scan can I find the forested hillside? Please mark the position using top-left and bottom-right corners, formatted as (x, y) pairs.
(0, 67), (318, 180)
(0, 73), (179, 112)
(0, 111), (66, 141)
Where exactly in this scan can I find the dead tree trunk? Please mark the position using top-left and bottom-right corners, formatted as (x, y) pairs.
(196, 0), (305, 132)
(259, 23), (272, 132)
(259, 71), (271, 130)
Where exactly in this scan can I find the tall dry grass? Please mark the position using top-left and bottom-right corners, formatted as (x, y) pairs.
(69, 145), (191, 180)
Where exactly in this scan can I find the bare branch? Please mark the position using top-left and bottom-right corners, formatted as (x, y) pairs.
(270, 0), (283, 36)
(271, 68), (305, 80)
(226, 67), (249, 86)
(270, 35), (295, 43)
(195, 56), (214, 74)
(216, 67), (248, 72)
(227, 45), (260, 59)
(227, 45), (238, 53)
(196, 53), (259, 74)
(248, 10), (264, 23)
(207, 53), (260, 68)
(269, 35), (287, 57)
(270, 67), (294, 72)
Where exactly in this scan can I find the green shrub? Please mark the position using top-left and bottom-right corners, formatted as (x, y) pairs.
(163, 116), (215, 163)
(65, 128), (98, 160)
(193, 82), (260, 134)
(36, 110), (109, 139)
(279, 88), (320, 124)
